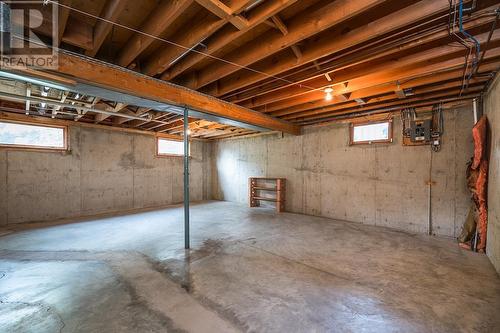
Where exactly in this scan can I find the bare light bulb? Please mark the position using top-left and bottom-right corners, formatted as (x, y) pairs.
(324, 87), (333, 101)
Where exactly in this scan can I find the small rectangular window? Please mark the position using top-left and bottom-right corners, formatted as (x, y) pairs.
(350, 120), (392, 145)
(157, 137), (185, 156)
(0, 121), (67, 150)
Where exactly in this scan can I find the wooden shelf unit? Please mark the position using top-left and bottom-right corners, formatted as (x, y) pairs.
(249, 177), (286, 212)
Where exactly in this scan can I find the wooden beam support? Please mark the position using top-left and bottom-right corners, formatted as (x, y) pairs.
(298, 93), (480, 125)
(56, 0), (72, 47)
(25, 52), (300, 134)
(271, 15), (288, 35)
(226, 0), (254, 14)
(115, 107), (151, 124)
(239, 32), (500, 109)
(156, 118), (197, 133)
(267, 64), (499, 116)
(62, 16), (93, 50)
(75, 97), (100, 121)
(195, 0), (250, 30)
(85, 0), (128, 57)
(143, 16), (226, 76)
(182, 0), (387, 89)
(265, 53), (500, 116)
(207, 0), (481, 98)
(295, 88), (483, 124)
(161, 0), (298, 81)
(285, 80), (487, 121)
(290, 45), (302, 60)
(94, 102), (127, 123)
(116, 0), (193, 68)
(228, 8), (495, 103)
(354, 98), (368, 105)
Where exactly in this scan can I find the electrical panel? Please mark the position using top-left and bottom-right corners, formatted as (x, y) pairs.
(401, 105), (443, 151)
(410, 119), (432, 142)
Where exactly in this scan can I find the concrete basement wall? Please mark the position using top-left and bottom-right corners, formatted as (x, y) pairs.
(485, 74), (500, 274)
(0, 126), (211, 225)
(212, 105), (474, 237)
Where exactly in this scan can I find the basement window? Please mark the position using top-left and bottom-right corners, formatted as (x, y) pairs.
(0, 121), (67, 150)
(350, 120), (392, 145)
(157, 137), (185, 156)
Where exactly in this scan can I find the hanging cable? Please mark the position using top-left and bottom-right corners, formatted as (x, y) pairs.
(43, 0), (318, 92)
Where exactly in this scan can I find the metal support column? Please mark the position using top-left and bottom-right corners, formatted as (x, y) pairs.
(183, 108), (190, 249)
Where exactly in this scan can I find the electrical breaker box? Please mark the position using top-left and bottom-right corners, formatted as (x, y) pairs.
(410, 119), (432, 142)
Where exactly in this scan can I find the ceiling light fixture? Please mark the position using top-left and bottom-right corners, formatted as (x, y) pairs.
(324, 87), (333, 101)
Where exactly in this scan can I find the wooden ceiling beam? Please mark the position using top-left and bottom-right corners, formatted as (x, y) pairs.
(269, 64), (499, 117)
(296, 86), (483, 122)
(21, 52), (300, 134)
(75, 97), (100, 121)
(225, 9), (499, 103)
(197, 126), (241, 138)
(56, 0), (72, 47)
(296, 89), (483, 124)
(138, 114), (183, 130)
(116, 0), (193, 68)
(226, 0), (254, 14)
(205, 128), (256, 139)
(241, 35), (500, 110)
(85, 0), (128, 57)
(262, 52), (500, 117)
(62, 16), (93, 50)
(190, 123), (228, 137)
(270, 15), (288, 35)
(143, 16), (226, 76)
(290, 45), (302, 61)
(208, 0), (488, 98)
(267, 15), (304, 62)
(195, 0), (250, 30)
(298, 93), (480, 126)
(155, 118), (197, 133)
(161, 0), (298, 81)
(94, 102), (128, 123)
(115, 107), (151, 125)
(261, 55), (500, 114)
(180, 0), (391, 90)
(283, 80), (488, 121)
(169, 119), (214, 134)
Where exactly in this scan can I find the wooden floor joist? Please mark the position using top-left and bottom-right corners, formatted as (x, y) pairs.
(2, 0), (500, 138)
(18, 52), (300, 135)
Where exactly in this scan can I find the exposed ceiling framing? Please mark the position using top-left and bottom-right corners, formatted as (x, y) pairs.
(1, 0), (500, 139)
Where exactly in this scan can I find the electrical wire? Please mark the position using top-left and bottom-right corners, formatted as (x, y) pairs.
(13, 0), (489, 109)
(448, 0), (482, 95)
(45, 0), (487, 99)
(44, 0), (318, 92)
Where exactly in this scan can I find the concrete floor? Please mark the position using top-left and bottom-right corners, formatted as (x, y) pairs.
(1, 201), (499, 332)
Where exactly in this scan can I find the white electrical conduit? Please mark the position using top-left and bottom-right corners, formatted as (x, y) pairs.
(0, 91), (174, 125)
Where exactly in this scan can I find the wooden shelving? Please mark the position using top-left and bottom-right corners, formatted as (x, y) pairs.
(249, 177), (286, 212)
(253, 186), (278, 191)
